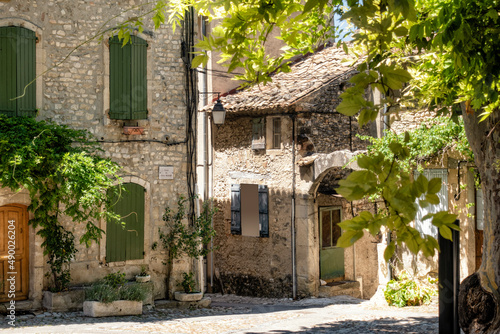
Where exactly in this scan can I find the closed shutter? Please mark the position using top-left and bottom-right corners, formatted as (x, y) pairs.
(230, 184), (241, 235)
(16, 27), (36, 117)
(252, 118), (265, 150)
(109, 35), (147, 120)
(0, 27), (36, 117)
(258, 185), (269, 238)
(414, 169), (448, 238)
(130, 36), (148, 119)
(106, 183), (145, 262)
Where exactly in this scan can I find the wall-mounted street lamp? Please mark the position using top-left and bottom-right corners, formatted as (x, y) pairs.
(200, 92), (226, 125)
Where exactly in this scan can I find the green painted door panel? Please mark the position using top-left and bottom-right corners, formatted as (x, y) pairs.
(106, 183), (145, 262)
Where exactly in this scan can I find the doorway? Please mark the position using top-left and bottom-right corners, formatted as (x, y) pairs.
(319, 206), (345, 281)
(0, 205), (29, 302)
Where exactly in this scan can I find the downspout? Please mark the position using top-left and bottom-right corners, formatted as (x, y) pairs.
(291, 114), (297, 300)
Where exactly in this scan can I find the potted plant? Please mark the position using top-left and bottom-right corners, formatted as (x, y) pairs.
(174, 272), (203, 302)
(135, 265), (151, 283)
(83, 271), (147, 317)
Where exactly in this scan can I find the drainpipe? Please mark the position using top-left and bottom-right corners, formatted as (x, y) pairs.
(291, 114), (297, 299)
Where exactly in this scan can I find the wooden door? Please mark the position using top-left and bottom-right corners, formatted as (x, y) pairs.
(0, 205), (29, 302)
(319, 207), (345, 281)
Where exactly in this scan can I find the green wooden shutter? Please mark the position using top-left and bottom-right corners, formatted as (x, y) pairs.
(106, 183), (145, 262)
(109, 36), (147, 120)
(130, 36), (147, 119)
(258, 185), (269, 238)
(16, 27), (36, 117)
(0, 27), (17, 117)
(231, 184), (241, 235)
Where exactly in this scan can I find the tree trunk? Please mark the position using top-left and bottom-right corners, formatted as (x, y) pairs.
(460, 107), (500, 333)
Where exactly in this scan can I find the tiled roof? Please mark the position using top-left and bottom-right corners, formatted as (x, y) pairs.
(204, 46), (358, 115)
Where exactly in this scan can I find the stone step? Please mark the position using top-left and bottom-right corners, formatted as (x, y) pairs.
(318, 280), (361, 299)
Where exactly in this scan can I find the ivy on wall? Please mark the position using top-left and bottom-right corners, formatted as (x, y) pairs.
(0, 116), (122, 291)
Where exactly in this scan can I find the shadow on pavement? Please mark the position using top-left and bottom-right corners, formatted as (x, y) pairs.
(245, 316), (438, 334)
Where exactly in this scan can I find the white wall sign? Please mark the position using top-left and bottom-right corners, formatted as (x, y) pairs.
(159, 166), (174, 180)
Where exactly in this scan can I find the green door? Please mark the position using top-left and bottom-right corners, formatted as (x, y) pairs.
(319, 207), (344, 281)
(106, 183), (145, 262)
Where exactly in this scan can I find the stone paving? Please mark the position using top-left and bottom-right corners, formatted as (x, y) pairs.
(0, 294), (438, 333)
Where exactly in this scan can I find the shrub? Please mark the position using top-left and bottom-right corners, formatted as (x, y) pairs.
(384, 270), (437, 307)
(85, 271), (147, 303)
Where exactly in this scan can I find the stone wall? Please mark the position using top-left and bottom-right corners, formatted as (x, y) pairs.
(212, 76), (378, 298)
(296, 80), (373, 155)
(212, 116), (294, 297)
(0, 0), (194, 304)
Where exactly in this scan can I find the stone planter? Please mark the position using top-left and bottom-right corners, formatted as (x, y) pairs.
(135, 275), (151, 283)
(174, 291), (203, 302)
(43, 289), (85, 312)
(83, 300), (143, 317)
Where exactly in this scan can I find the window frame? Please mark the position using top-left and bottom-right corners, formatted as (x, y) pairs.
(231, 183), (269, 237)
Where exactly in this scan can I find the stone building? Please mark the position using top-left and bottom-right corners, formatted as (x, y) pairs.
(388, 112), (481, 284)
(0, 1), (200, 309)
(204, 46), (382, 299)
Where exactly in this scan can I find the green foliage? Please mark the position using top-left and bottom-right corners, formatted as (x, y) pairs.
(0, 116), (122, 291)
(85, 272), (147, 304)
(139, 265), (148, 276)
(337, 135), (459, 259)
(159, 196), (217, 296)
(384, 271), (437, 307)
(159, 196), (217, 263)
(358, 117), (473, 171)
(179, 272), (197, 293)
(103, 271), (127, 289)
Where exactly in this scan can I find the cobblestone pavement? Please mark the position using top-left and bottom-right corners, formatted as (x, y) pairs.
(0, 294), (438, 333)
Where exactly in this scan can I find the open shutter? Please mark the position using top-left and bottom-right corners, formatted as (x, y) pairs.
(0, 27), (17, 116)
(230, 184), (241, 235)
(16, 27), (36, 117)
(109, 36), (132, 119)
(106, 183), (145, 262)
(130, 36), (148, 119)
(258, 185), (269, 237)
(252, 118), (265, 150)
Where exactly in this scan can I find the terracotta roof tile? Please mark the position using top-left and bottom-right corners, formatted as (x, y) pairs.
(203, 46), (358, 115)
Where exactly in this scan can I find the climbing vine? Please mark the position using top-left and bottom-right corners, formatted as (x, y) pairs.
(337, 117), (472, 260)
(0, 116), (122, 292)
(357, 117), (473, 171)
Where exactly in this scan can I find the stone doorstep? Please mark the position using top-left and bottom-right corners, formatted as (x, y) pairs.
(318, 280), (362, 299)
(155, 297), (211, 310)
(0, 299), (34, 314)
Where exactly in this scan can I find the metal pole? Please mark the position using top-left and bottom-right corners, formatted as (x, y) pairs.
(438, 219), (460, 334)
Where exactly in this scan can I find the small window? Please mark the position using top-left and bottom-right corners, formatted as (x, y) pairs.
(252, 118), (265, 150)
(106, 183), (145, 262)
(231, 184), (269, 237)
(109, 35), (148, 120)
(320, 207), (342, 248)
(0, 26), (37, 117)
(272, 118), (281, 149)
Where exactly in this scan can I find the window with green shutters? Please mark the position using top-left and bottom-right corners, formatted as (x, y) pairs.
(109, 35), (148, 120)
(0, 26), (37, 117)
(106, 183), (145, 262)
